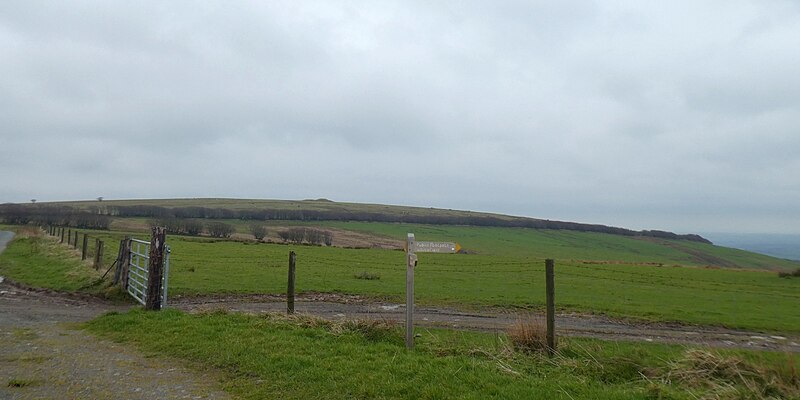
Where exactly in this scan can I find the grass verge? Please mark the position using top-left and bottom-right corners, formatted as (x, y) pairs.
(85, 309), (799, 400)
(0, 228), (126, 300)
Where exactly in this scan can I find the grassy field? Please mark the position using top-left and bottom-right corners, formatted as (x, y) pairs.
(3, 227), (799, 332)
(85, 309), (800, 400)
(104, 217), (800, 270)
(308, 221), (800, 270)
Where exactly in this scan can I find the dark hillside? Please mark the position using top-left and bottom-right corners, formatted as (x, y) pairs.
(1, 198), (710, 244)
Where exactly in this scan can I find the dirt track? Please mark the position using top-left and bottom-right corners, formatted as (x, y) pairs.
(171, 292), (800, 353)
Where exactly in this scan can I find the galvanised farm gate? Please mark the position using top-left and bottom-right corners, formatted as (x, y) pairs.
(115, 228), (171, 310)
(126, 238), (171, 307)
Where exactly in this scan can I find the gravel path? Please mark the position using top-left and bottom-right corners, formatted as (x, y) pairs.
(0, 231), (231, 400)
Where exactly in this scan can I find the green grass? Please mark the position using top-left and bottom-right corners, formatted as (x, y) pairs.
(310, 221), (800, 270)
(49, 197), (800, 270)
(0, 232), (103, 292)
(3, 227), (800, 332)
(85, 309), (800, 400)
(152, 235), (799, 332)
(109, 218), (798, 270)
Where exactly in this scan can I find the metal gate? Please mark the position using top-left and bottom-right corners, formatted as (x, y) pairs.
(127, 238), (171, 308)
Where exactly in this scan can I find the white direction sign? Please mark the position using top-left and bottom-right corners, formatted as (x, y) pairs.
(413, 241), (461, 254)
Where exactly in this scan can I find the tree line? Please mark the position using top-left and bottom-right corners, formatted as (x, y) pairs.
(0, 204), (111, 230)
(277, 227), (333, 246)
(149, 218), (236, 238)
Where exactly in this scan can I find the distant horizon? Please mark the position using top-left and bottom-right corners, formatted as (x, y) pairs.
(700, 232), (800, 261)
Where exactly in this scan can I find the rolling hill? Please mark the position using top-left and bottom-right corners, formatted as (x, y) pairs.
(2, 197), (798, 271)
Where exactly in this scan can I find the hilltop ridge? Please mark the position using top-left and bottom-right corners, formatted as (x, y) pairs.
(2, 198), (710, 244)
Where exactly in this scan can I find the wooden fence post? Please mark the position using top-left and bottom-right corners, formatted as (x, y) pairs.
(82, 235), (89, 260)
(145, 227), (167, 311)
(287, 251), (296, 314)
(60, 228), (65, 243)
(545, 259), (556, 357)
(94, 239), (104, 270)
(73, 232), (79, 248)
(115, 237), (131, 286)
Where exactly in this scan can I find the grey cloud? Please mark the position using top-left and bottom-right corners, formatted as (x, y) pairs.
(1, 0), (799, 233)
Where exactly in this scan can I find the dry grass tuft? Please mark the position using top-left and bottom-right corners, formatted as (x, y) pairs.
(662, 349), (799, 399)
(353, 271), (380, 280)
(507, 317), (551, 354)
(270, 313), (399, 342)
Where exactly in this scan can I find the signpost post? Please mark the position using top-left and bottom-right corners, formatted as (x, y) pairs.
(405, 233), (460, 349)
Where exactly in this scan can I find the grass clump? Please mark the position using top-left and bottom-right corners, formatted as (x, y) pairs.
(353, 271), (380, 280)
(662, 349), (799, 399)
(7, 378), (41, 388)
(270, 312), (400, 342)
(507, 317), (551, 354)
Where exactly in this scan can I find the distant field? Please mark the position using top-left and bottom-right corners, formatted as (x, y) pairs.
(308, 221), (800, 270)
(4, 227), (798, 332)
(105, 218), (800, 271)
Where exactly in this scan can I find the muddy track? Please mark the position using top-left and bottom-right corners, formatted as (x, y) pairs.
(171, 293), (800, 353)
(4, 275), (798, 354)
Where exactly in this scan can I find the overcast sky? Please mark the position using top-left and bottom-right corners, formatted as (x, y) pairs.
(1, 1), (799, 234)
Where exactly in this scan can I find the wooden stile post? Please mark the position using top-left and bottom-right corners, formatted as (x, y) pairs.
(287, 251), (296, 314)
(94, 239), (104, 270)
(81, 234), (89, 260)
(545, 259), (556, 357)
(145, 227), (167, 311)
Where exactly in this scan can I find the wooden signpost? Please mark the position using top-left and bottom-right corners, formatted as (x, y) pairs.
(405, 233), (460, 349)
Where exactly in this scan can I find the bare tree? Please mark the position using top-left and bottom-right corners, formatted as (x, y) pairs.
(249, 223), (267, 241)
(30, 199), (36, 204)
(206, 221), (235, 238)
